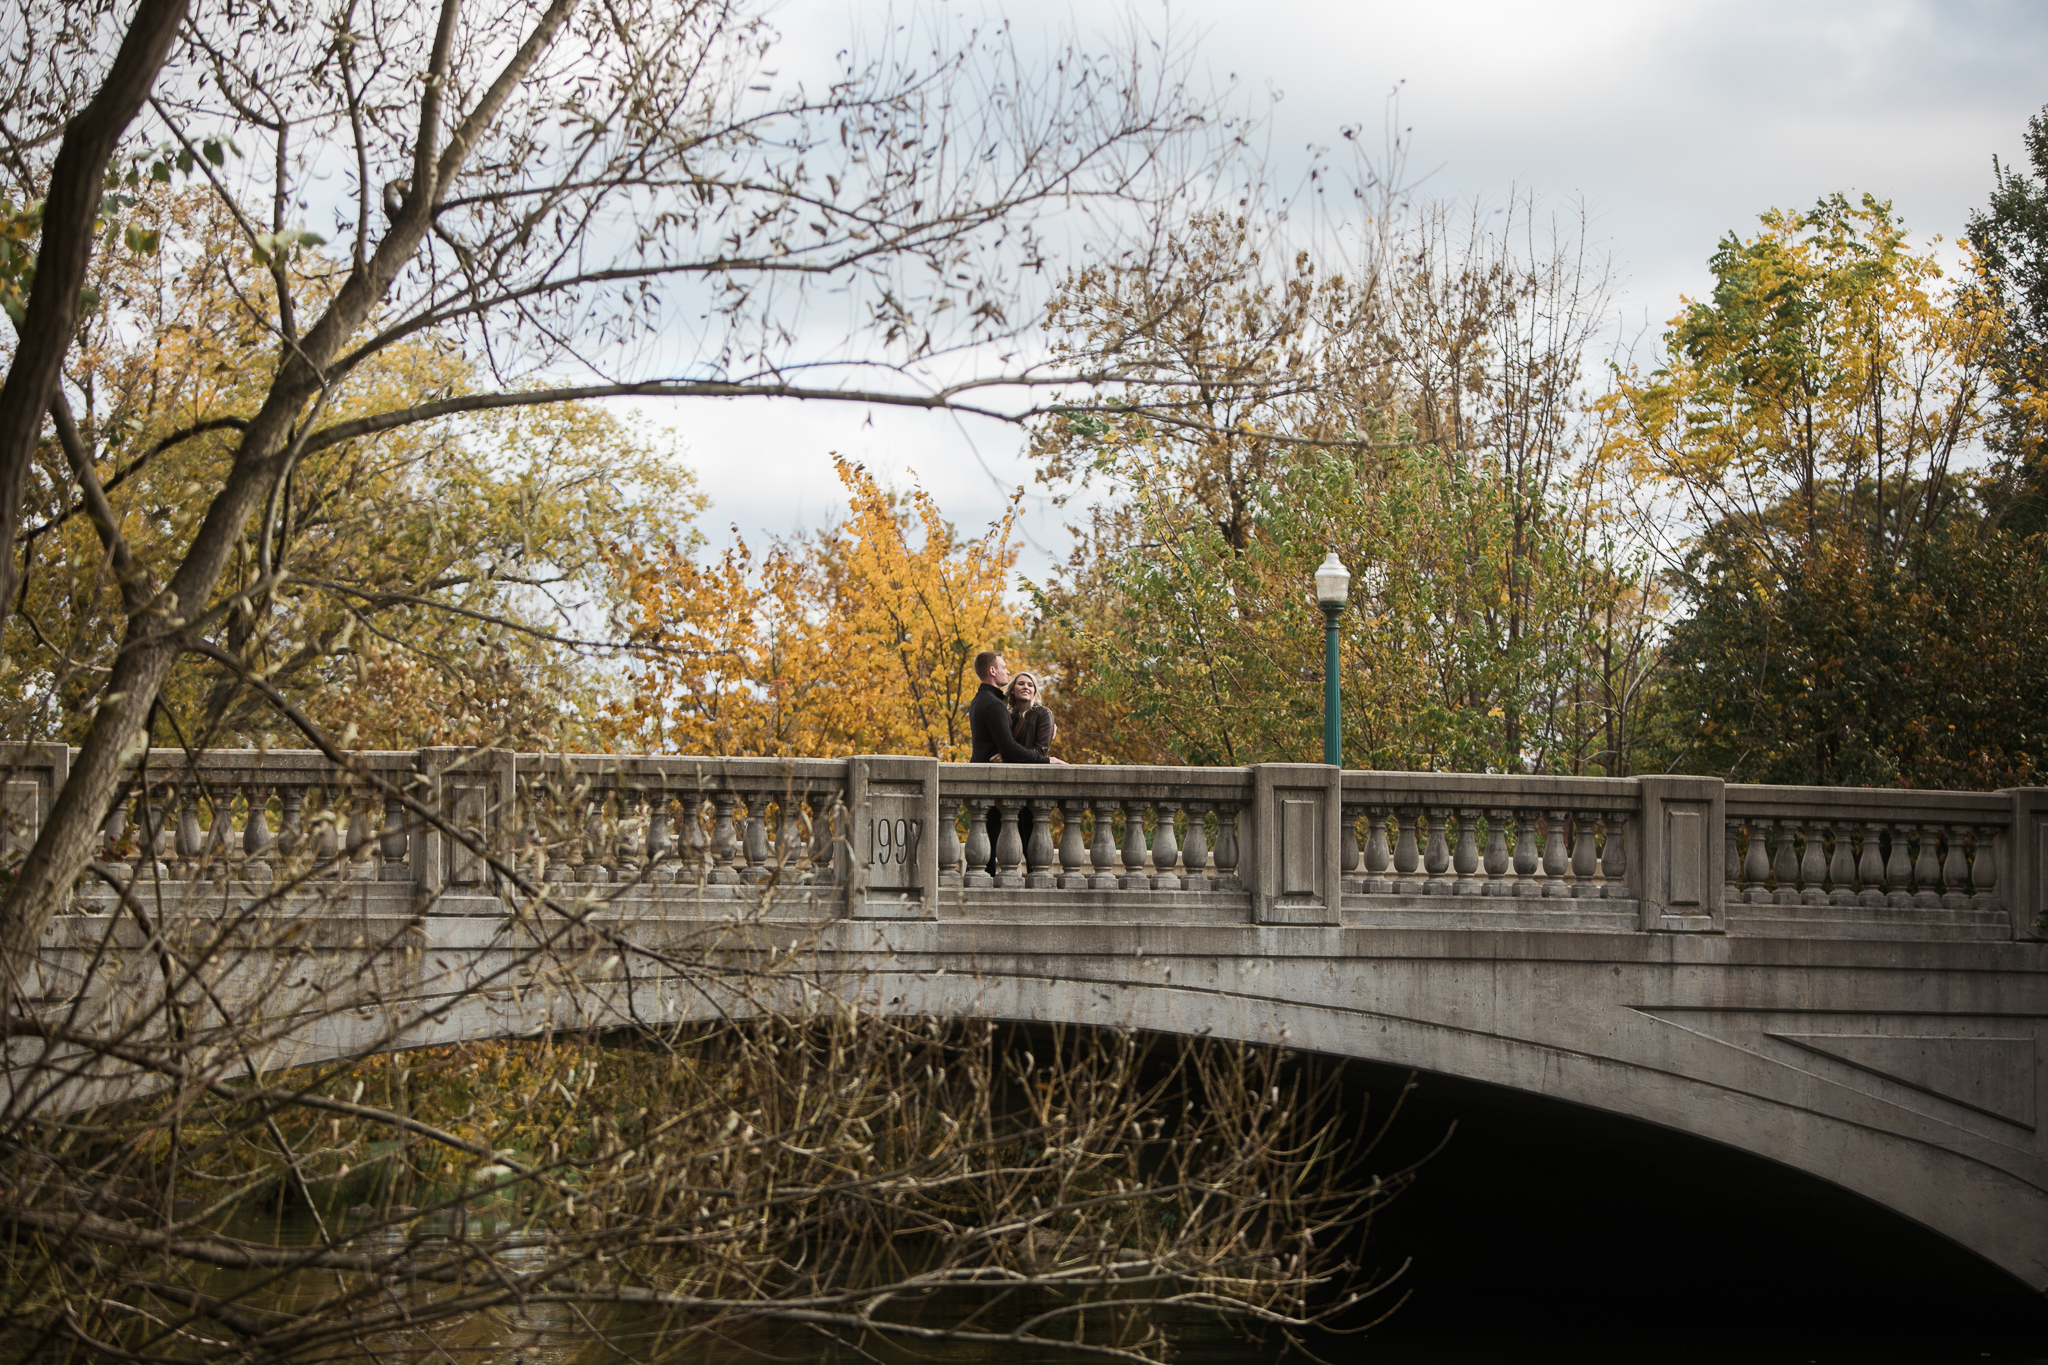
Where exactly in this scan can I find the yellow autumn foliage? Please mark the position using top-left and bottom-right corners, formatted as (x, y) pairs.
(605, 456), (1021, 759)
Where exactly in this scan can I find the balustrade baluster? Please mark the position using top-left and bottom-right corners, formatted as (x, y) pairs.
(1973, 824), (2000, 904)
(1150, 800), (1181, 891)
(1511, 810), (1540, 897)
(1393, 807), (1424, 894)
(1341, 804), (1363, 895)
(1542, 811), (1571, 898)
(1058, 799), (1089, 889)
(242, 783), (274, 882)
(1798, 821), (1827, 906)
(177, 784), (205, 878)
(1770, 820), (1800, 906)
(1743, 818), (1771, 904)
(1182, 803), (1210, 893)
(610, 789), (641, 885)
(1912, 822), (1943, 908)
(776, 791), (805, 881)
(1482, 809), (1510, 897)
(1601, 811), (1630, 899)
(308, 786), (339, 875)
(1363, 807), (1393, 894)
(546, 788), (577, 882)
(1825, 823), (1855, 907)
(98, 801), (129, 882)
(203, 786), (233, 876)
(1213, 804), (1243, 892)
(1881, 822), (1912, 908)
(1026, 797), (1057, 890)
(651, 786), (678, 883)
(141, 788), (170, 877)
(1422, 808), (1451, 895)
(1453, 808), (1483, 897)
(649, 787), (676, 883)
(581, 795), (611, 883)
(1940, 824), (1971, 909)
(1120, 801), (1151, 891)
(1571, 812), (1598, 898)
(277, 784), (304, 867)
(1089, 799), (1120, 890)
(938, 797), (963, 888)
(741, 789), (771, 885)
(672, 793), (704, 885)
(757, 789), (778, 888)
(708, 791), (739, 886)
(648, 788), (678, 884)
(348, 793), (379, 881)
(1855, 821), (1886, 907)
(963, 798), (994, 889)
(994, 799), (1026, 889)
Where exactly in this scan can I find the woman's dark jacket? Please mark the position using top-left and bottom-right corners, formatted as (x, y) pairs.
(969, 683), (1048, 763)
(1011, 704), (1055, 759)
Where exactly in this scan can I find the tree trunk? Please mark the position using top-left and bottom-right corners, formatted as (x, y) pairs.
(0, 0), (189, 637)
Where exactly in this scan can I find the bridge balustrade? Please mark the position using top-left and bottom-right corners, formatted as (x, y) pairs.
(9, 746), (2043, 1289)
(1, 744), (2039, 941)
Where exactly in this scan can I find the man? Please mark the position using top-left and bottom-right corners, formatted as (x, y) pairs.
(968, 651), (1062, 878)
(968, 652), (1065, 765)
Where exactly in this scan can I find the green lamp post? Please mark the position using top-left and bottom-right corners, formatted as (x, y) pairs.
(1314, 550), (1351, 767)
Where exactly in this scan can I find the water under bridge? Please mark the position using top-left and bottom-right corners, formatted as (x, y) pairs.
(8, 745), (2047, 1291)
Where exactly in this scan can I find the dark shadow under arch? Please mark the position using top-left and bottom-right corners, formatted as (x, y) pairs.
(1327, 1058), (2048, 1363)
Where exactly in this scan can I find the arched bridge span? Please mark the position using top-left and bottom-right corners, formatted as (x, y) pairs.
(9, 746), (2047, 1290)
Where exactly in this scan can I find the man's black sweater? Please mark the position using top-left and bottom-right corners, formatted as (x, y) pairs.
(969, 682), (1049, 763)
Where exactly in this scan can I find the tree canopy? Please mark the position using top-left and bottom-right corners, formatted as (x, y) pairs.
(1608, 194), (2048, 787)
(1025, 205), (1655, 774)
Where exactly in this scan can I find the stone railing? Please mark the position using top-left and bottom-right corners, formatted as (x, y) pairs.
(3, 745), (2041, 941)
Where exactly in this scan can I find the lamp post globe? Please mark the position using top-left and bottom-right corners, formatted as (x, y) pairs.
(1315, 551), (1349, 767)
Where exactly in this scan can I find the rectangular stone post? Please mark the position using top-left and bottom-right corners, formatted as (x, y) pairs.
(1247, 763), (1342, 925)
(1634, 775), (1724, 932)
(845, 756), (938, 920)
(2003, 788), (2048, 941)
(0, 744), (69, 860)
(414, 747), (516, 911)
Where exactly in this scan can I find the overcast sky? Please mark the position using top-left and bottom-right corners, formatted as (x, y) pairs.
(656, 0), (2048, 582)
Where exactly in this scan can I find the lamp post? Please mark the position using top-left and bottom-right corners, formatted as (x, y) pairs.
(1314, 550), (1350, 767)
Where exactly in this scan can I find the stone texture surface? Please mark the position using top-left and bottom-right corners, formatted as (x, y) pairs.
(27, 888), (2048, 1290)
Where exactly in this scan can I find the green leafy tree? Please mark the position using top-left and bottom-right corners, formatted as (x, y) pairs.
(1613, 194), (2048, 786)
(1968, 102), (2048, 534)
(1031, 205), (1655, 773)
(1647, 489), (2047, 787)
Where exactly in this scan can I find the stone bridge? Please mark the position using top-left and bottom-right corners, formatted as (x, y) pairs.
(7, 746), (2047, 1290)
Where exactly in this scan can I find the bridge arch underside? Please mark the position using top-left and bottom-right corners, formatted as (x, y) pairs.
(34, 913), (2048, 1295)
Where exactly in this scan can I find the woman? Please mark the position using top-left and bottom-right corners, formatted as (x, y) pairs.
(1006, 671), (1057, 760)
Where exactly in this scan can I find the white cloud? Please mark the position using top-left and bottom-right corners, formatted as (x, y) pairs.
(657, 0), (2048, 581)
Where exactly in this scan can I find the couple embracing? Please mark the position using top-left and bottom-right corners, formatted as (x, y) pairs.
(967, 651), (1065, 765)
(967, 650), (1063, 875)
